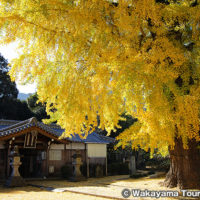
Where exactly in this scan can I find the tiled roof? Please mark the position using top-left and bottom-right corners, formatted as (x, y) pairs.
(52, 128), (114, 144)
(0, 118), (114, 144)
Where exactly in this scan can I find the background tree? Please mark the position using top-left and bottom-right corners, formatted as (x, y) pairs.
(0, 54), (18, 100)
(0, 53), (33, 120)
(0, 99), (33, 120)
(0, 0), (200, 188)
(27, 93), (48, 121)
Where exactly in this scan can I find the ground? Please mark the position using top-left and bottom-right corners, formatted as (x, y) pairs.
(0, 175), (198, 200)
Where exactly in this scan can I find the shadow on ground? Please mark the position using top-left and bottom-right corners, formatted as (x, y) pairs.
(0, 175), (197, 200)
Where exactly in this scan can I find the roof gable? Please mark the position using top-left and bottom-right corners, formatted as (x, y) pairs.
(0, 118), (115, 144)
(0, 118), (67, 143)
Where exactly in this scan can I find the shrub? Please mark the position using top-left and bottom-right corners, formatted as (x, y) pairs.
(89, 163), (96, 177)
(108, 162), (129, 175)
(119, 163), (129, 175)
(146, 155), (170, 172)
(130, 171), (155, 179)
(61, 164), (73, 178)
(80, 163), (87, 177)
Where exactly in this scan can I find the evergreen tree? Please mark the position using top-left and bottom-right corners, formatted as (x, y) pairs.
(0, 54), (18, 100)
(0, 53), (32, 120)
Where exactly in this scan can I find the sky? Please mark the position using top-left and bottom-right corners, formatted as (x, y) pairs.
(0, 43), (36, 94)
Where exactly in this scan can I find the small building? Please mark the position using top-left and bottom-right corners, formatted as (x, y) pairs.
(0, 117), (114, 179)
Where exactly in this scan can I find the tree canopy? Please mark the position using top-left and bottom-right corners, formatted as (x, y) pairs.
(0, 0), (200, 154)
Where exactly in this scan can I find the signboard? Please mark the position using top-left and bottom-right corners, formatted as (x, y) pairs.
(24, 131), (37, 148)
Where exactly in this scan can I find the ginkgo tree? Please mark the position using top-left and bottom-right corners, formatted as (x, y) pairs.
(0, 0), (200, 189)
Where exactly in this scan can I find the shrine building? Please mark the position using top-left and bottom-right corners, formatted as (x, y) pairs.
(0, 117), (114, 179)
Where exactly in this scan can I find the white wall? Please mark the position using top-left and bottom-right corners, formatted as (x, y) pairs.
(87, 143), (107, 158)
(50, 144), (65, 150)
(50, 142), (107, 158)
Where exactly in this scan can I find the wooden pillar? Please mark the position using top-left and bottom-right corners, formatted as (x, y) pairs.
(64, 142), (66, 163)
(6, 146), (10, 177)
(46, 148), (49, 177)
(46, 141), (51, 177)
(70, 142), (72, 163)
(6, 140), (13, 177)
(46, 139), (54, 177)
(105, 146), (108, 176)
(86, 144), (89, 178)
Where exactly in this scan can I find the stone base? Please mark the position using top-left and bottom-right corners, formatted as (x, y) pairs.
(5, 176), (27, 187)
(69, 176), (87, 182)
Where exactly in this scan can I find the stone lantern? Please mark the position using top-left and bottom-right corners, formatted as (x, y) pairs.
(5, 146), (26, 187)
(70, 154), (86, 181)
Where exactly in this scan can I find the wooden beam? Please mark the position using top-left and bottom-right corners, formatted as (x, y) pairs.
(105, 145), (108, 176)
(46, 148), (49, 177)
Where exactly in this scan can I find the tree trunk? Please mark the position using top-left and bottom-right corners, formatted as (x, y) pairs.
(164, 138), (200, 189)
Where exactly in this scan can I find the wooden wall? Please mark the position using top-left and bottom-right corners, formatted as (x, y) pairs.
(48, 142), (86, 177)
(88, 157), (106, 177)
(0, 140), (108, 178)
